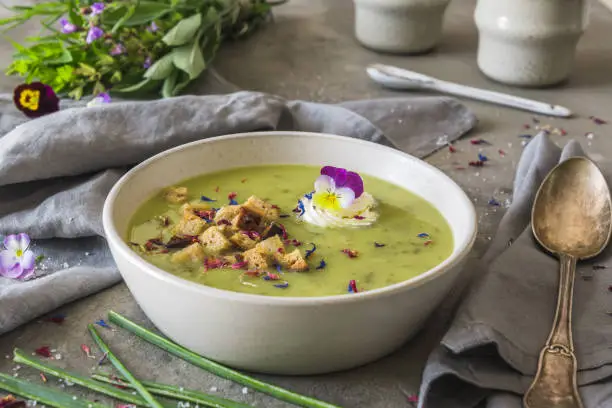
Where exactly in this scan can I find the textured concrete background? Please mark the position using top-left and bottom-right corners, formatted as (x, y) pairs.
(0, 0), (611, 407)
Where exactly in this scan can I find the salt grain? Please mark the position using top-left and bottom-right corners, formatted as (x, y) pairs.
(209, 386), (218, 392)
(62, 262), (69, 268)
(242, 387), (249, 395)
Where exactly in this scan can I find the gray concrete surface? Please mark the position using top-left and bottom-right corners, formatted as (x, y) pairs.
(0, 0), (611, 407)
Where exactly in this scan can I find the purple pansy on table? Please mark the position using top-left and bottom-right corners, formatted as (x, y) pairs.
(312, 166), (364, 211)
(13, 82), (60, 118)
(0, 233), (36, 280)
(87, 92), (112, 107)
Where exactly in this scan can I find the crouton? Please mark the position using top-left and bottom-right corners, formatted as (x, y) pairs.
(175, 213), (208, 236)
(180, 202), (211, 217)
(256, 235), (285, 256)
(214, 205), (241, 223)
(242, 195), (280, 221)
(275, 248), (309, 272)
(199, 226), (232, 254)
(163, 186), (188, 204)
(243, 247), (269, 270)
(261, 222), (285, 239)
(171, 242), (205, 263)
(231, 207), (262, 231)
(229, 232), (257, 250)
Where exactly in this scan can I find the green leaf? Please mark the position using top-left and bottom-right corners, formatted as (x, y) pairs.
(96, 54), (115, 65)
(44, 48), (73, 65)
(162, 12), (201, 46)
(143, 53), (174, 80)
(102, 2), (172, 27)
(113, 78), (152, 93)
(171, 40), (205, 80)
(92, 80), (106, 95)
(110, 71), (122, 83)
(68, 86), (83, 100)
(77, 62), (96, 76)
(110, 0), (139, 34)
(161, 69), (179, 98)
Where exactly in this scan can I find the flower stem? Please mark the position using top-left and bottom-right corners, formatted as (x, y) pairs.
(92, 373), (254, 408)
(88, 323), (165, 408)
(0, 372), (106, 408)
(12, 348), (151, 406)
(108, 310), (343, 408)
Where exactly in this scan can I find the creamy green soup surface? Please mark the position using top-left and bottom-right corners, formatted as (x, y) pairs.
(127, 164), (453, 297)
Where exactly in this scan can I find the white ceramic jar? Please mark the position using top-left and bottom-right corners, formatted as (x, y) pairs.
(353, 0), (451, 54)
(474, 0), (589, 87)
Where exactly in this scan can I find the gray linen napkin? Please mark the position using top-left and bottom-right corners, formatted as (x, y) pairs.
(420, 132), (612, 408)
(0, 90), (476, 335)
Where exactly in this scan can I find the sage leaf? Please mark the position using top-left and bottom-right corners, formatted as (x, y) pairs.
(113, 78), (152, 93)
(102, 2), (171, 27)
(171, 40), (206, 80)
(143, 53), (174, 80)
(162, 13), (202, 46)
(161, 69), (179, 98)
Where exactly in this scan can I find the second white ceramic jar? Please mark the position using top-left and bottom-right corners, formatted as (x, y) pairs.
(474, 0), (589, 87)
(353, 0), (451, 54)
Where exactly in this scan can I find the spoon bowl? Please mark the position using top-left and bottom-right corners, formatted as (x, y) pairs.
(532, 156), (612, 259)
(524, 156), (612, 408)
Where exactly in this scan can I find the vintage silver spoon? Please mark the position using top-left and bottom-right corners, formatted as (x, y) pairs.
(524, 157), (612, 408)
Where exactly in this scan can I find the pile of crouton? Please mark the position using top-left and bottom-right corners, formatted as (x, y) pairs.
(160, 186), (309, 272)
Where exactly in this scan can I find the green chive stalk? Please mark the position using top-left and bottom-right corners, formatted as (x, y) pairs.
(93, 373), (254, 408)
(108, 310), (343, 408)
(12, 348), (157, 407)
(88, 323), (165, 408)
(0, 372), (106, 408)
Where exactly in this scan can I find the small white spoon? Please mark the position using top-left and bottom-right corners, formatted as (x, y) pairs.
(366, 63), (572, 118)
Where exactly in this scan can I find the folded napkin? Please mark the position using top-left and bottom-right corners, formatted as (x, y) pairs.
(0, 90), (476, 335)
(420, 132), (612, 408)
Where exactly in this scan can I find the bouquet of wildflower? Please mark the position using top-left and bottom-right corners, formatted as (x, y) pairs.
(0, 0), (274, 105)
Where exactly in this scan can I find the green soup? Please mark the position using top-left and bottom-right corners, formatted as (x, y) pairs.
(127, 164), (453, 297)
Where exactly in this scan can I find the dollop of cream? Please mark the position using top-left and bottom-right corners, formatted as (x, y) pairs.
(297, 192), (379, 228)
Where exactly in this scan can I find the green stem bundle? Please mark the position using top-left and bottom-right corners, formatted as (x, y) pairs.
(0, 372), (106, 408)
(108, 310), (342, 408)
(93, 373), (254, 408)
(88, 323), (164, 408)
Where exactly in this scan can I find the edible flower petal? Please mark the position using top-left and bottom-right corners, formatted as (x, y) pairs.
(110, 43), (126, 56)
(86, 26), (104, 43)
(90, 2), (105, 15)
(13, 82), (59, 118)
(59, 17), (77, 33)
(0, 233), (36, 280)
(86, 92), (111, 107)
(321, 166), (364, 198)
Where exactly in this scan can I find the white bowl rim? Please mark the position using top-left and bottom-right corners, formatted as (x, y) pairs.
(102, 131), (478, 306)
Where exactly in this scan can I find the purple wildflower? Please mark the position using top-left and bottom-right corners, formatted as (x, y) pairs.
(59, 18), (77, 34)
(0, 233), (36, 280)
(109, 43), (125, 56)
(86, 26), (104, 44)
(90, 2), (105, 15)
(87, 92), (111, 107)
(143, 56), (152, 68)
(147, 21), (159, 32)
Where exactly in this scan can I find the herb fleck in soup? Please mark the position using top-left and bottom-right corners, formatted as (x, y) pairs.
(127, 165), (453, 297)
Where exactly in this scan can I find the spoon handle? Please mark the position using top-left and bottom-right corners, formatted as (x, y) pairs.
(523, 254), (583, 408)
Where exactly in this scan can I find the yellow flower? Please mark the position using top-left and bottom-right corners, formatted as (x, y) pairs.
(19, 89), (40, 111)
(312, 191), (343, 211)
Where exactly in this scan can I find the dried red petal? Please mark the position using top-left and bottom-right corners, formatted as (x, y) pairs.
(468, 160), (484, 167)
(341, 249), (359, 258)
(35, 346), (52, 358)
(228, 192), (237, 200)
(214, 186), (220, 192)
(231, 261), (248, 269)
(448, 145), (456, 153)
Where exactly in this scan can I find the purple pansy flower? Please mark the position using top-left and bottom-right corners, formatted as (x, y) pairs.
(90, 2), (105, 15)
(147, 21), (159, 32)
(59, 18), (77, 34)
(86, 26), (104, 44)
(13, 82), (60, 118)
(312, 166), (364, 210)
(143, 56), (152, 68)
(87, 92), (111, 107)
(109, 43), (125, 56)
(0, 233), (36, 280)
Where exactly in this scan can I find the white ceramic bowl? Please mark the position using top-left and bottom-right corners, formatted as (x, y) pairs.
(102, 131), (477, 375)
